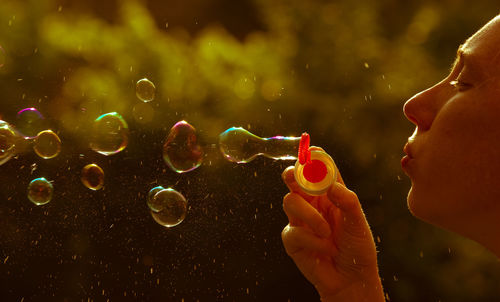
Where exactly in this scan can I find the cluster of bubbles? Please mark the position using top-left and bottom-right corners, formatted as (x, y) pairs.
(147, 186), (187, 228)
(4, 77), (302, 229)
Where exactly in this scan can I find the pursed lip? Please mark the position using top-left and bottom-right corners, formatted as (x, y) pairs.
(403, 142), (413, 159)
(401, 142), (414, 171)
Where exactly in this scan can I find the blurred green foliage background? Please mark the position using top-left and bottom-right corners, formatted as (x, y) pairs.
(0, 0), (499, 301)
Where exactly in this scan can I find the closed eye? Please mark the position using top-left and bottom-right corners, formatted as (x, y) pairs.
(449, 80), (472, 92)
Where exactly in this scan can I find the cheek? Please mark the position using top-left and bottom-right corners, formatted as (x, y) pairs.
(410, 95), (500, 220)
(407, 111), (472, 220)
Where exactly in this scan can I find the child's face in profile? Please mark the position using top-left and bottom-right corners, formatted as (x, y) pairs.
(402, 16), (500, 235)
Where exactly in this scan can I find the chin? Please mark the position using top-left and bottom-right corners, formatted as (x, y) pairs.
(406, 186), (444, 226)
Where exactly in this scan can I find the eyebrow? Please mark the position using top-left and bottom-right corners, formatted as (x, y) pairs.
(450, 44), (466, 72)
(450, 44), (484, 78)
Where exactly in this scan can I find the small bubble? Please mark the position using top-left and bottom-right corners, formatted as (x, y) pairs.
(16, 108), (45, 138)
(27, 177), (53, 206)
(147, 186), (165, 212)
(33, 130), (61, 159)
(163, 121), (203, 173)
(136, 78), (156, 102)
(81, 164), (104, 190)
(90, 112), (129, 156)
(150, 188), (187, 228)
(364, 62), (369, 68)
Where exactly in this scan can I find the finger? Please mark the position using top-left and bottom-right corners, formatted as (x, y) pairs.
(282, 166), (315, 202)
(281, 225), (334, 256)
(309, 146), (325, 152)
(282, 166), (301, 192)
(336, 168), (345, 186)
(283, 193), (331, 238)
(327, 182), (364, 222)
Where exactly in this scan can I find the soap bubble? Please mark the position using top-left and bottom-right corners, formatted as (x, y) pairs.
(27, 177), (53, 206)
(163, 121), (203, 173)
(150, 188), (187, 228)
(218, 127), (299, 163)
(16, 108), (45, 138)
(81, 163), (104, 190)
(147, 186), (165, 211)
(33, 130), (61, 159)
(136, 78), (156, 102)
(90, 112), (129, 156)
(0, 121), (18, 166)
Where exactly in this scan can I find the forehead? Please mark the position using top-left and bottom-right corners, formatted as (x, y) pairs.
(462, 16), (500, 73)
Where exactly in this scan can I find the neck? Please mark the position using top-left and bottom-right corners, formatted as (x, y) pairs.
(447, 214), (500, 259)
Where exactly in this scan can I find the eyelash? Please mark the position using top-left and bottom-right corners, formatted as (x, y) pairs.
(449, 80), (471, 92)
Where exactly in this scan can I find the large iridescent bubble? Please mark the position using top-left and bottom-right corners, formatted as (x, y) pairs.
(163, 121), (203, 173)
(218, 127), (300, 163)
(90, 112), (129, 156)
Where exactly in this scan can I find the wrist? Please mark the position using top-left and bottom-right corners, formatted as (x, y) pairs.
(319, 276), (385, 302)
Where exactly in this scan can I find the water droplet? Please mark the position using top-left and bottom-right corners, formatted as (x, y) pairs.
(150, 188), (187, 228)
(147, 186), (165, 211)
(163, 121), (203, 173)
(218, 127), (300, 163)
(16, 108), (45, 138)
(136, 78), (156, 102)
(81, 164), (104, 190)
(90, 112), (129, 156)
(27, 177), (53, 206)
(0, 121), (18, 165)
(33, 130), (61, 159)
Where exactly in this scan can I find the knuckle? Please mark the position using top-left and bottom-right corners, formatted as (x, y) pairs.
(282, 193), (297, 211)
(281, 225), (292, 243)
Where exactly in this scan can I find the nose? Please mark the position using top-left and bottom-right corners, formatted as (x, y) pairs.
(403, 86), (439, 131)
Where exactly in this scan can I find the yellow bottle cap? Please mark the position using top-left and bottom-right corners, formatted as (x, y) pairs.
(294, 150), (337, 196)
